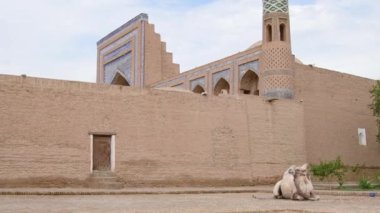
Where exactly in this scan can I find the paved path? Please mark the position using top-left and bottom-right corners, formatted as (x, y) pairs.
(0, 192), (379, 213)
(0, 186), (378, 197)
(0, 186), (259, 195)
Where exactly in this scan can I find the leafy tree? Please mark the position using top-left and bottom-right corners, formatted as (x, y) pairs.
(370, 81), (380, 143)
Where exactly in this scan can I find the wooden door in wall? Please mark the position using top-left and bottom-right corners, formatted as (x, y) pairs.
(93, 136), (111, 171)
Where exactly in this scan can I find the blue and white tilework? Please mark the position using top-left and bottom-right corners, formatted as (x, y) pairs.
(239, 60), (259, 79)
(104, 52), (132, 84)
(212, 69), (230, 87)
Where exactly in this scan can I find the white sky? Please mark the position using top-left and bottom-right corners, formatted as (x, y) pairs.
(0, 0), (379, 82)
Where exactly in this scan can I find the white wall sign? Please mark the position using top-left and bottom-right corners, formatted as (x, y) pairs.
(358, 128), (367, 146)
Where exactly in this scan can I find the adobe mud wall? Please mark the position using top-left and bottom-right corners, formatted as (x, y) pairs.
(0, 75), (305, 187)
(295, 64), (380, 167)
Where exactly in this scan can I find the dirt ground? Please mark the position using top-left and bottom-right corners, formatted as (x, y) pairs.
(0, 192), (379, 213)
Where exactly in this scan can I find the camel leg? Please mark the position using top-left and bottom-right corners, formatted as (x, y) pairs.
(273, 181), (283, 199)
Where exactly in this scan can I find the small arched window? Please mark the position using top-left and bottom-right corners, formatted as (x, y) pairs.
(266, 24), (272, 42)
(280, 24), (286, 41)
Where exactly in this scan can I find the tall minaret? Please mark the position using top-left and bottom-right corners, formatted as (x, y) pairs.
(260, 0), (295, 99)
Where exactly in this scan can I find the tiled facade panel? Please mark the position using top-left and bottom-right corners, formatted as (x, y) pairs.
(190, 77), (206, 91)
(103, 42), (131, 62)
(212, 69), (230, 87)
(104, 52), (132, 84)
(239, 60), (259, 79)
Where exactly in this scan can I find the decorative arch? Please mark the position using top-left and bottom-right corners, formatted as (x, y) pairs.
(193, 85), (205, 94)
(214, 78), (230, 96)
(111, 71), (130, 86)
(280, 23), (286, 41)
(240, 70), (259, 96)
(266, 24), (272, 42)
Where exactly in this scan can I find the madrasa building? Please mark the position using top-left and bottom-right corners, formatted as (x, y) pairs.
(0, 0), (378, 188)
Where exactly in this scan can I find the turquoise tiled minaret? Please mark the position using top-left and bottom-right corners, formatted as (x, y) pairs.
(260, 0), (295, 99)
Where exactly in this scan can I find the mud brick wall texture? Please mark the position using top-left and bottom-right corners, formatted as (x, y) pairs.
(0, 75), (305, 187)
(294, 64), (379, 167)
(0, 68), (378, 187)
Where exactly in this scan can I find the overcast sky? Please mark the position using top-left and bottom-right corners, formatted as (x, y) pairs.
(0, 0), (379, 82)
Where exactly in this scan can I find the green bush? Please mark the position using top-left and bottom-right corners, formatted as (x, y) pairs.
(359, 177), (374, 190)
(310, 157), (348, 188)
(310, 161), (335, 181)
(370, 80), (380, 143)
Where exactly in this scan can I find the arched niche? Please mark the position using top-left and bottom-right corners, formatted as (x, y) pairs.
(266, 24), (273, 42)
(240, 70), (259, 96)
(193, 85), (205, 94)
(214, 78), (230, 96)
(280, 23), (286, 41)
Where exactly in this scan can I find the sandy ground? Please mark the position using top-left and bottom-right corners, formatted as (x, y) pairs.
(0, 193), (379, 213)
